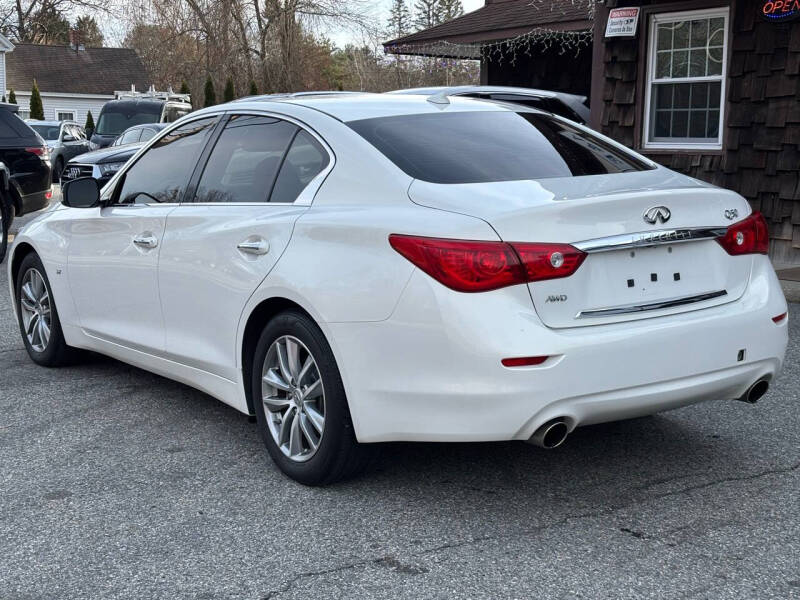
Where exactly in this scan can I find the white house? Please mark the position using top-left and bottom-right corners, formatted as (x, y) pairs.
(0, 33), (150, 126)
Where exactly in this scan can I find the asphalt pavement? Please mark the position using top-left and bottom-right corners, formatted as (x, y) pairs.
(1, 195), (799, 599)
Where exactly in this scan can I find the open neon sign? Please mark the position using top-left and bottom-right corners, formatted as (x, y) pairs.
(761, 0), (800, 21)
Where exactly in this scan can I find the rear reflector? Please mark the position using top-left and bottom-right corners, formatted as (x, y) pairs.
(44, 189), (52, 200)
(389, 234), (586, 293)
(716, 212), (769, 255)
(502, 356), (549, 367)
(772, 312), (787, 324)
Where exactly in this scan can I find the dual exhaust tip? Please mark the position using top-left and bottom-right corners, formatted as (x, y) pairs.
(530, 379), (770, 449)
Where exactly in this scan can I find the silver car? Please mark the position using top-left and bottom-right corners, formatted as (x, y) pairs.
(27, 120), (91, 182)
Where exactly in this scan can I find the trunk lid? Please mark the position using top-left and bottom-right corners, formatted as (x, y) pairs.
(407, 169), (752, 328)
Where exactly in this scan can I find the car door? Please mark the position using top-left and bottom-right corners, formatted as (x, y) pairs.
(62, 125), (84, 161)
(66, 116), (220, 353)
(158, 113), (332, 381)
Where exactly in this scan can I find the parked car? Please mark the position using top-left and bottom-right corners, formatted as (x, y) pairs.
(59, 128), (163, 188)
(0, 102), (52, 263)
(91, 95), (191, 149)
(27, 120), (91, 182)
(389, 85), (591, 124)
(110, 123), (169, 147)
(8, 93), (788, 485)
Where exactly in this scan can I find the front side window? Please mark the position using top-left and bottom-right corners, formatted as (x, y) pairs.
(193, 115), (297, 203)
(645, 8), (728, 149)
(116, 117), (217, 204)
(348, 111), (650, 184)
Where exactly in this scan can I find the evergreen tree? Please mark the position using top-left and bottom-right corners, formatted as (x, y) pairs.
(413, 0), (441, 31)
(1, 96), (4, 103)
(203, 76), (216, 107)
(84, 110), (95, 136)
(249, 80), (258, 96)
(73, 15), (104, 46)
(179, 80), (190, 94)
(30, 80), (44, 120)
(223, 77), (235, 102)
(437, 0), (463, 22)
(7, 88), (15, 104)
(387, 0), (412, 38)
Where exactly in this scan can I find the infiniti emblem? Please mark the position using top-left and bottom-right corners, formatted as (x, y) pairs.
(643, 206), (671, 225)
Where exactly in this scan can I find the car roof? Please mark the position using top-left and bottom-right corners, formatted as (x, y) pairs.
(124, 122), (168, 130)
(28, 120), (77, 126)
(218, 92), (519, 122)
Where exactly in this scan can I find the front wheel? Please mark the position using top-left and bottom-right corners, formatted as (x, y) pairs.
(252, 310), (372, 485)
(15, 252), (79, 366)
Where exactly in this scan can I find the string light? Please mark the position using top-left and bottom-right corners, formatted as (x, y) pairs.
(384, 0), (595, 63)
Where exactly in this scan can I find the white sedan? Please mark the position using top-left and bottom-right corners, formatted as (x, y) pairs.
(7, 93), (789, 485)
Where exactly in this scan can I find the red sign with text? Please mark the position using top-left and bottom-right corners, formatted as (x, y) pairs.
(761, 0), (800, 21)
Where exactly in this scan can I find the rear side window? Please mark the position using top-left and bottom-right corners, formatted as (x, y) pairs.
(193, 115), (297, 203)
(119, 129), (141, 145)
(117, 117), (217, 204)
(270, 130), (330, 203)
(348, 111), (651, 184)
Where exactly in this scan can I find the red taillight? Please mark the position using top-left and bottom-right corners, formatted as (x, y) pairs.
(511, 242), (587, 282)
(502, 356), (549, 367)
(716, 212), (769, 255)
(389, 235), (523, 292)
(25, 146), (46, 157)
(388, 234), (586, 293)
(773, 312), (787, 324)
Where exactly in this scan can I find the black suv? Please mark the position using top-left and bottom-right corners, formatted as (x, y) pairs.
(0, 103), (52, 263)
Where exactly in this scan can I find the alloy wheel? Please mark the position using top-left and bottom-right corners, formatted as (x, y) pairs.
(261, 335), (326, 462)
(19, 268), (52, 352)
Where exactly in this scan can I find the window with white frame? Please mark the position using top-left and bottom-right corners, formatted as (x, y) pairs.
(18, 108), (30, 120)
(55, 109), (75, 121)
(644, 8), (728, 149)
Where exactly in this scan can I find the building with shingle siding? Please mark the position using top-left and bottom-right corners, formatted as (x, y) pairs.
(0, 35), (150, 127)
(386, 0), (800, 267)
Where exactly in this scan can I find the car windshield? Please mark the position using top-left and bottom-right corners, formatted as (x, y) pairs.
(95, 105), (162, 135)
(30, 124), (61, 140)
(348, 111), (651, 184)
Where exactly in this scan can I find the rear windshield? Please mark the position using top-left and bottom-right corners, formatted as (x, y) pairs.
(95, 103), (162, 136)
(348, 111), (652, 184)
(30, 124), (61, 140)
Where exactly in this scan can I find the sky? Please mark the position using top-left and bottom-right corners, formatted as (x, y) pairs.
(325, 0), (485, 47)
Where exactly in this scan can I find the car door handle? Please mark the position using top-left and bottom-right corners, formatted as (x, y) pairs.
(133, 234), (158, 249)
(237, 238), (270, 255)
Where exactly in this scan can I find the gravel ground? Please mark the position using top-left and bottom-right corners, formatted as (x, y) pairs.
(1, 196), (798, 599)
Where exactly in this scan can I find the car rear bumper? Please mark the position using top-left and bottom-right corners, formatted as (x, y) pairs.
(329, 255), (789, 443)
(18, 188), (51, 217)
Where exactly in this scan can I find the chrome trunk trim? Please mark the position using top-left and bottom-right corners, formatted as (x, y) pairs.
(573, 227), (728, 254)
(576, 290), (728, 319)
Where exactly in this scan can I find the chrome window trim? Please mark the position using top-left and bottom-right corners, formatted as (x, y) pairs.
(573, 227), (728, 254)
(576, 290), (728, 319)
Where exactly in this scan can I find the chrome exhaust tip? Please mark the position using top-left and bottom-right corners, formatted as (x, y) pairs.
(738, 379), (770, 404)
(528, 419), (569, 449)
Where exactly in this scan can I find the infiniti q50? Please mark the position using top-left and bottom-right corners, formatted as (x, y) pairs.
(7, 93), (788, 485)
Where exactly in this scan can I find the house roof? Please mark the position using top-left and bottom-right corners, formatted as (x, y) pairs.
(5, 44), (150, 95)
(384, 0), (592, 57)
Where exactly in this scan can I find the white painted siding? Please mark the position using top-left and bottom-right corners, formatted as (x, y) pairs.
(0, 53), (6, 101)
(12, 92), (110, 126)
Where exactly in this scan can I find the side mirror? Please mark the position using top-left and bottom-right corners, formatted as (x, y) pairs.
(62, 134), (76, 142)
(62, 177), (100, 208)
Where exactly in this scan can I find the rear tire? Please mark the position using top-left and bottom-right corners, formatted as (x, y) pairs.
(0, 190), (9, 265)
(15, 252), (79, 367)
(252, 310), (373, 485)
(53, 157), (63, 183)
